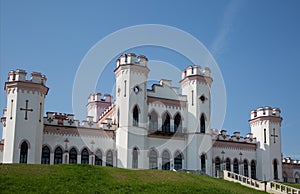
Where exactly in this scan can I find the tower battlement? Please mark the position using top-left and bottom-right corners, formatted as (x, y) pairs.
(181, 65), (211, 80)
(87, 93), (112, 103)
(8, 69), (47, 85)
(250, 106), (281, 119)
(116, 53), (148, 67)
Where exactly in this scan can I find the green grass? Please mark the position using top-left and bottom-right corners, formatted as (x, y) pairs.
(0, 164), (265, 194)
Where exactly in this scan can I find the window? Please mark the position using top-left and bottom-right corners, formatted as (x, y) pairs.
(174, 152), (183, 170)
(174, 113), (182, 133)
(162, 113), (171, 132)
(81, 148), (89, 164)
(215, 157), (221, 177)
(133, 105), (139, 126)
(149, 150), (158, 169)
(95, 150), (102, 166)
(251, 160), (256, 179)
(162, 150), (170, 170)
(244, 159), (249, 177)
(54, 147), (63, 164)
(69, 148), (77, 164)
(264, 129), (266, 143)
(200, 114), (205, 133)
(19, 141), (28, 164)
(149, 111), (158, 131)
(226, 158), (231, 171)
(273, 159), (278, 179)
(106, 150), (113, 167)
(201, 154), (206, 172)
(233, 158), (239, 174)
(117, 109), (120, 128)
(41, 146), (50, 164)
(132, 148), (138, 168)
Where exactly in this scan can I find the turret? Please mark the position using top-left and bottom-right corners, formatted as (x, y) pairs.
(180, 65), (213, 173)
(87, 93), (112, 122)
(249, 106), (283, 181)
(114, 53), (149, 168)
(3, 70), (48, 164)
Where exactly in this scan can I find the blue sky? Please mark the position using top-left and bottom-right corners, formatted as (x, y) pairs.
(0, 0), (299, 159)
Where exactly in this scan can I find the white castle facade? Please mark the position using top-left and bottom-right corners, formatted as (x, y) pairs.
(0, 53), (299, 183)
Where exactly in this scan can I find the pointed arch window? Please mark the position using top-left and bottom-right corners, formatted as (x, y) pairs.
(95, 150), (102, 166)
(174, 152), (183, 170)
(215, 157), (221, 177)
(20, 141), (28, 164)
(54, 147), (63, 164)
(274, 159), (278, 180)
(162, 150), (170, 170)
(244, 159), (249, 177)
(226, 158), (231, 171)
(162, 113), (171, 132)
(106, 150), (113, 167)
(41, 146), (50, 164)
(251, 160), (256, 179)
(201, 154), (206, 172)
(174, 113), (182, 133)
(132, 148), (138, 168)
(69, 148), (77, 164)
(233, 158), (239, 174)
(149, 150), (158, 169)
(200, 114), (205, 133)
(133, 105), (139, 126)
(149, 111), (158, 131)
(81, 148), (89, 164)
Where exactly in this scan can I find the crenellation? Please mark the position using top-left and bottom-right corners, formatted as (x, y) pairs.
(217, 130), (256, 143)
(181, 65), (212, 80)
(250, 106), (281, 119)
(117, 53), (148, 67)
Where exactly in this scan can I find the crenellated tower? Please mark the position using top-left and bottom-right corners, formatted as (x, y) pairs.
(249, 106), (283, 181)
(114, 53), (149, 168)
(87, 93), (112, 122)
(2, 70), (48, 164)
(180, 65), (213, 173)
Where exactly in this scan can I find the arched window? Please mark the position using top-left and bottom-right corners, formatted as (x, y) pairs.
(201, 154), (206, 172)
(54, 147), (63, 164)
(81, 148), (89, 164)
(282, 172), (288, 182)
(132, 148), (138, 168)
(226, 158), (231, 171)
(162, 113), (171, 132)
(41, 146), (50, 164)
(215, 157), (221, 177)
(149, 111), (158, 131)
(200, 114), (205, 133)
(133, 105), (139, 126)
(149, 150), (158, 169)
(244, 159), (249, 177)
(295, 172), (300, 183)
(174, 152), (183, 170)
(95, 150), (102, 166)
(69, 148), (77, 164)
(19, 141), (28, 164)
(251, 160), (256, 179)
(233, 158), (239, 174)
(174, 113), (182, 133)
(162, 150), (170, 170)
(106, 150), (113, 167)
(273, 159), (278, 180)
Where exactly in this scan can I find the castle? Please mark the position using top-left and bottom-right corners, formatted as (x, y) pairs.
(0, 53), (299, 183)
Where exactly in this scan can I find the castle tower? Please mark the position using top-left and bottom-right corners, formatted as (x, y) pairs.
(114, 53), (149, 168)
(249, 106), (283, 181)
(180, 65), (213, 174)
(87, 93), (112, 122)
(2, 70), (48, 164)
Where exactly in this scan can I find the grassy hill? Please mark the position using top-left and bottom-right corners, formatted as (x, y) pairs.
(0, 164), (265, 194)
